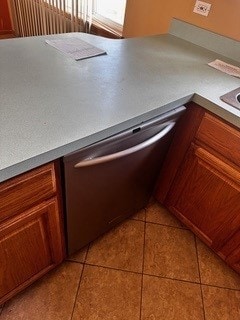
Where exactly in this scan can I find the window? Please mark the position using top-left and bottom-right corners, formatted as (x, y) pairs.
(10, 0), (126, 37)
(92, 0), (127, 36)
(44, 0), (127, 36)
(93, 0), (126, 25)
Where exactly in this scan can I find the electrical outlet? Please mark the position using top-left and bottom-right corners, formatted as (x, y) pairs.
(193, 0), (211, 16)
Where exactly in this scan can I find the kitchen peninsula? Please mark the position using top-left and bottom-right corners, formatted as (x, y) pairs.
(1, 19), (239, 182)
(0, 19), (240, 304)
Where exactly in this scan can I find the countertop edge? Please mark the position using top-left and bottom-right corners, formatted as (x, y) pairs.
(0, 95), (193, 183)
(1, 93), (239, 183)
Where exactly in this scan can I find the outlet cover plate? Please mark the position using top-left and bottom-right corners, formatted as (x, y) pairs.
(193, 0), (211, 16)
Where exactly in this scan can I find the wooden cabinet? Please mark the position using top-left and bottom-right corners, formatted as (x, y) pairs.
(155, 103), (240, 273)
(0, 162), (65, 304)
(164, 144), (240, 250)
(0, 0), (12, 34)
(220, 232), (240, 273)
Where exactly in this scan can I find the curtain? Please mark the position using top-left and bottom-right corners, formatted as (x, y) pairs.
(8, 0), (93, 37)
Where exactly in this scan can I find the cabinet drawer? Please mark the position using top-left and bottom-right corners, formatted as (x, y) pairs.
(0, 163), (56, 222)
(196, 113), (240, 166)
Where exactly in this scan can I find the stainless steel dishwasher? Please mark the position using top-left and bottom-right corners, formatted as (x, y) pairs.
(64, 106), (185, 254)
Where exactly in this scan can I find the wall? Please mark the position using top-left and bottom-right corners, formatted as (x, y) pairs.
(123, 0), (240, 41)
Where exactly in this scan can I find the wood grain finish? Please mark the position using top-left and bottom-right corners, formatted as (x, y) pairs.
(0, 162), (65, 304)
(155, 103), (205, 202)
(221, 232), (240, 259)
(155, 103), (240, 274)
(221, 232), (240, 273)
(0, 163), (56, 222)
(196, 113), (240, 166)
(226, 248), (240, 273)
(165, 144), (240, 250)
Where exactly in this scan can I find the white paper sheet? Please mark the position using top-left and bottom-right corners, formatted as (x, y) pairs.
(208, 59), (240, 78)
(46, 37), (106, 60)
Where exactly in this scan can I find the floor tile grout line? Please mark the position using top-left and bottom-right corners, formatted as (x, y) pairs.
(145, 220), (188, 230)
(200, 283), (240, 292)
(79, 260), (203, 285)
(143, 272), (201, 285)
(129, 204), (187, 230)
(69, 262), (85, 320)
(68, 256), (202, 284)
(82, 262), (143, 275)
(139, 208), (147, 320)
(66, 260), (240, 292)
(194, 235), (206, 320)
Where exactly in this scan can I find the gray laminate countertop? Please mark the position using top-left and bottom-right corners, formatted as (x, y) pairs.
(1, 19), (240, 182)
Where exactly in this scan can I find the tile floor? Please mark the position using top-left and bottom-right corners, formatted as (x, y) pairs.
(1, 201), (240, 319)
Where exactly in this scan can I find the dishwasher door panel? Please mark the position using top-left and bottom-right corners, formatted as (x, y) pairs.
(64, 107), (185, 254)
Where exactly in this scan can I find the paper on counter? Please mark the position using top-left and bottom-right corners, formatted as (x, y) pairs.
(208, 59), (240, 78)
(45, 37), (106, 60)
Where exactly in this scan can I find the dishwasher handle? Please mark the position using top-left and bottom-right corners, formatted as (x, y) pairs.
(74, 121), (175, 168)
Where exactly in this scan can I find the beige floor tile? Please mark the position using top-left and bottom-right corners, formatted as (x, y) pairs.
(144, 223), (199, 282)
(141, 275), (204, 320)
(67, 245), (89, 263)
(86, 219), (144, 272)
(145, 201), (185, 228)
(72, 265), (142, 320)
(1, 262), (82, 320)
(197, 239), (240, 290)
(131, 208), (146, 221)
(202, 285), (240, 320)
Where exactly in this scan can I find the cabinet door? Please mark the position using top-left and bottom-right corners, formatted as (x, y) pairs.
(165, 144), (240, 251)
(0, 0), (12, 33)
(226, 248), (240, 273)
(220, 232), (240, 273)
(0, 197), (64, 303)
